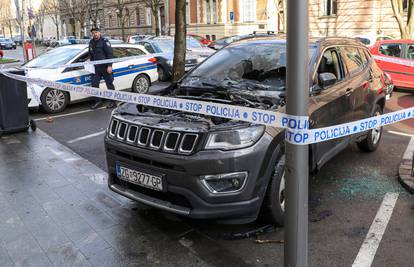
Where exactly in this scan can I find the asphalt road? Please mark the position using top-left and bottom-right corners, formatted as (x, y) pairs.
(31, 91), (414, 266)
(2, 45), (47, 62)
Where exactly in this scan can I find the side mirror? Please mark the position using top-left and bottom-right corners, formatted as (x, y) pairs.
(319, 72), (337, 88)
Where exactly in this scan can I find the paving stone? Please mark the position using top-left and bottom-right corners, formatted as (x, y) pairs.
(61, 218), (96, 245)
(77, 231), (112, 259)
(0, 244), (14, 267)
(32, 222), (71, 251)
(82, 246), (127, 267)
(46, 242), (92, 267)
(42, 199), (83, 226)
(75, 201), (118, 232)
(53, 184), (89, 206)
(0, 210), (30, 245)
(5, 233), (52, 267)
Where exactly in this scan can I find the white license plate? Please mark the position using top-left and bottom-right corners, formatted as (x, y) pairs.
(386, 94), (390, 101)
(116, 164), (163, 191)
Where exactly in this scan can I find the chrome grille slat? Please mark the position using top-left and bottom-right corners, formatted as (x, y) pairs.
(109, 119), (118, 137)
(179, 134), (199, 154)
(137, 127), (151, 146)
(126, 125), (139, 143)
(150, 130), (165, 149)
(164, 132), (180, 151)
(117, 122), (127, 140)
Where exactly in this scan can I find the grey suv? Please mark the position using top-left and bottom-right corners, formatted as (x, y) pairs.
(105, 37), (390, 224)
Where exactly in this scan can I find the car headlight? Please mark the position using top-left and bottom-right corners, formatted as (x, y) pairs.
(205, 125), (265, 150)
(167, 60), (173, 65)
(196, 57), (204, 63)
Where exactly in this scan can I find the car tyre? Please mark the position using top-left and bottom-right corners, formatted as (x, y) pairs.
(157, 66), (169, 82)
(132, 74), (150, 94)
(40, 88), (69, 114)
(357, 104), (383, 152)
(262, 154), (286, 226)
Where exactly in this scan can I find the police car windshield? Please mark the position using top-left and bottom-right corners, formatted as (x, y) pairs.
(24, 47), (83, 68)
(181, 43), (316, 91)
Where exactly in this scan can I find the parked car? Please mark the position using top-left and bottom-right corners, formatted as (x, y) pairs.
(354, 34), (393, 47)
(12, 36), (22, 45)
(127, 35), (153, 44)
(105, 37), (388, 225)
(370, 39), (414, 90)
(23, 44), (158, 113)
(188, 34), (212, 46)
(209, 31), (276, 50)
(67, 36), (76, 44)
(0, 38), (16, 49)
(138, 36), (215, 81)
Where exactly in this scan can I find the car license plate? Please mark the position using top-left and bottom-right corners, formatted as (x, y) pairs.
(386, 94), (390, 101)
(116, 164), (163, 191)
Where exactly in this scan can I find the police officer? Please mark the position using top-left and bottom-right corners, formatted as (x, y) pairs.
(89, 28), (116, 109)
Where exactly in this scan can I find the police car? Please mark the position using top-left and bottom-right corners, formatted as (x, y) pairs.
(24, 44), (158, 113)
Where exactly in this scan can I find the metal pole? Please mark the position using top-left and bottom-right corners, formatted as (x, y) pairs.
(285, 0), (309, 266)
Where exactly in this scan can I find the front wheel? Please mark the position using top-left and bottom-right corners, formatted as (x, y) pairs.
(262, 155), (286, 226)
(132, 74), (150, 94)
(40, 88), (69, 114)
(357, 104), (383, 152)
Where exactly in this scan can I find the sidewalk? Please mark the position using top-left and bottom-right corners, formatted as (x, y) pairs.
(386, 92), (414, 194)
(0, 129), (204, 266)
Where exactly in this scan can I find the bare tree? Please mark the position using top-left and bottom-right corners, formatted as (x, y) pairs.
(87, 0), (102, 28)
(45, 0), (61, 39)
(35, 1), (48, 40)
(142, 0), (163, 36)
(60, 0), (89, 37)
(172, 0), (186, 82)
(391, 0), (414, 39)
(0, 1), (15, 38)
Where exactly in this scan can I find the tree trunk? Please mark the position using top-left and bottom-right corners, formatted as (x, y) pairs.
(56, 23), (59, 39)
(391, 0), (414, 39)
(154, 8), (160, 36)
(172, 0), (186, 83)
(8, 24), (12, 38)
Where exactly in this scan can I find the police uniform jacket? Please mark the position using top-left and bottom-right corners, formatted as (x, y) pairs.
(88, 37), (114, 68)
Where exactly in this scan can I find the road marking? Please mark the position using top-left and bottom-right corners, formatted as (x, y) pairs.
(67, 130), (106, 144)
(34, 107), (106, 121)
(388, 130), (414, 138)
(403, 137), (414, 160)
(352, 192), (399, 267)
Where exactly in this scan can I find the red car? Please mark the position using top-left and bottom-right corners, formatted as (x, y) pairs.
(187, 34), (212, 46)
(370, 39), (414, 90)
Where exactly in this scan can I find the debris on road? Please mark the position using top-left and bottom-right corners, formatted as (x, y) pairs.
(222, 224), (275, 240)
(46, 116), (54, 123)
(255, 239), (284, 244)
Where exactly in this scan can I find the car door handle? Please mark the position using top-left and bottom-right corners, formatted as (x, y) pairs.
(345, 88), (352, 96)
(128, 64), (135, 68)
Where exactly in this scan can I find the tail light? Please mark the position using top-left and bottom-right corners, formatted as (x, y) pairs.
(148, 57), (157, 64)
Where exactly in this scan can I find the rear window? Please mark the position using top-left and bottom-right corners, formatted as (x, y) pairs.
(340, 47), (364, 76)
(379, 43), (402, 58)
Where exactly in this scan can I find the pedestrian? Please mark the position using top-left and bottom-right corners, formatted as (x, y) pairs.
(89, 27), (116, 109)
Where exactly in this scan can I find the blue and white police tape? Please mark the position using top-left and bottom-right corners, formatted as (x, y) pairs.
(2, 71), (413, 146)
(1, 71), (308, 129)
(285, 107), (414, 145)
(372, 55), (414, 68)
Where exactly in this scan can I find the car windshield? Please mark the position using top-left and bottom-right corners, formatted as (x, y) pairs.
(181, 42), (316, 92)
(24, 47), (83, 68)
(153, 38), (203, 53)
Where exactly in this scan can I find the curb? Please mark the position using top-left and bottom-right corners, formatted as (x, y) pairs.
(398, 137), (414, 194)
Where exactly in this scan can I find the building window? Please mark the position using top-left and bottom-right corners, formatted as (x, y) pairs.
(206, 0), (211, 24)
(125, 8), (130, 26)
(146, 8), (152, 25)
(242, 0), (256, 22)
(109, 15), (113, 27)
(321, 0), (337, 16)
(213, 0), (218, 24)
(136, 8), (141, 25)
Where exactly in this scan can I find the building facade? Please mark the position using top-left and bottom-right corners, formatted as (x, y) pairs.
(167, 0), (280, 40)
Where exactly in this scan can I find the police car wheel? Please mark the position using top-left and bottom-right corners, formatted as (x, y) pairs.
(132, 74), (150, 94)
(261, 153), (285, 226)
(40, 88), (69, 114)
(158, 66), (169, 82)
(357, 104), (383, 152)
